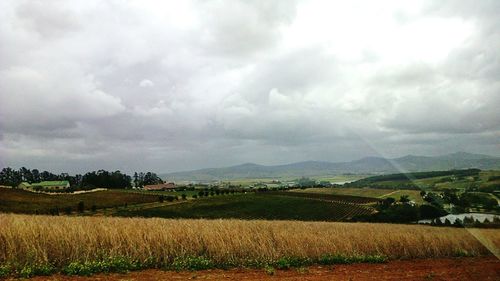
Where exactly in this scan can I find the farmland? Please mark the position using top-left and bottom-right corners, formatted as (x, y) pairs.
(291, 187), (395, 197)
(114, 193), (375, 221)
(0, 187), (159, 214)
(345, 169), (500, 192)
(0, 214), (497, 278)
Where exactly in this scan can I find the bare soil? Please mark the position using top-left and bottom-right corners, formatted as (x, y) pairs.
(23, 257), (499, 281)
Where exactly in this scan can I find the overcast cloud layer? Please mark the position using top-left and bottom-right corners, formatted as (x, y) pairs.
(0, 0), (499, 173)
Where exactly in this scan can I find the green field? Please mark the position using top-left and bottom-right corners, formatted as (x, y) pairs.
(0, 188), (160, 214)
(115, 193), (373, 221)
(290, 187), (424, 204)
(345, 170), (500, 192)
(378, 190), (425, 204)
(291, 187), (395, 198)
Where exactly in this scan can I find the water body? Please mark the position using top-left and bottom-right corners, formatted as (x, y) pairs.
(418, 213), (499, 224)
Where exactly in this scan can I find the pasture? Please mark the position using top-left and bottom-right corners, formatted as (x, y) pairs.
(291, 187), (424, 204)
(291, 187), (396, 198)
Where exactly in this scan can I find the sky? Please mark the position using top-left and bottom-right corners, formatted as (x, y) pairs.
(0, 0), (499, 174)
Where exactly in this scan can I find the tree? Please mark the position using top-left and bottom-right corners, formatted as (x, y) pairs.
(420, 190), (426, 198)
(419, 204), (447, 219)
(453, 218), (463, 227)
(399, 195), (410, 204)
(77, 201), (85, 213)
(0, 167), (22, 187)
(143, 172), (163, 185)
(81, 170), (131, 189)
(133, 172), (139, 188)
(380, 197), (396, 209)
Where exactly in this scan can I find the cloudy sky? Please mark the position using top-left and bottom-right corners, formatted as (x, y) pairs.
(0, 0), (499, 174)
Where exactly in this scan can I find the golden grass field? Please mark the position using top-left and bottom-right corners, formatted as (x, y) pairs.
(1, 213), (498, 272)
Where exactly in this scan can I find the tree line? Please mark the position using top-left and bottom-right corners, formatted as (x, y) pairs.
(0, 167), (164, 189)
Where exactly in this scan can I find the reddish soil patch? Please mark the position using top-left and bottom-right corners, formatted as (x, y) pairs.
(25, 257), (499, 281)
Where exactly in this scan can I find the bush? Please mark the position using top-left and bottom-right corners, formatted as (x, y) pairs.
(19, 264), (55, 278)
(77, 201), (85, 213)
(170, 256), (214, 271)
(274, 257), (310, 269)
(181, 194), (187, 200)
(0, 265), (10, 278)
(62, 257), (139, 276)
(318, 254), (387, 265)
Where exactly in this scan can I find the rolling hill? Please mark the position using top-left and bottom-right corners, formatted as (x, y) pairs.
(161, 152), (500, 181)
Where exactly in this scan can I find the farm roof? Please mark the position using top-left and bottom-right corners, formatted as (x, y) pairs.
(32, 181), (70, 187)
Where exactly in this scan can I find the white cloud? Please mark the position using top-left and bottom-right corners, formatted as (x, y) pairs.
(0, 0), (499, 173)
(139, 79), (154, 88)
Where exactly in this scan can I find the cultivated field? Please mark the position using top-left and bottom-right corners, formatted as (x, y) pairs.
(115, 193), (374, 221)
(0, 187), (159, 214)
(0, 214), (498, 277)
(291, 187), (396, 197)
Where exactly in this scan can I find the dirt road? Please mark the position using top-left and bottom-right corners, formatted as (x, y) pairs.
(26, 257), (499, 281)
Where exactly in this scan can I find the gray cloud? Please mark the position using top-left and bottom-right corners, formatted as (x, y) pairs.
(0, 0), (499, 173)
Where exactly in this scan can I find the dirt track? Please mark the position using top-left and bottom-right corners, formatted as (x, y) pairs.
(25, 257), (499, 281)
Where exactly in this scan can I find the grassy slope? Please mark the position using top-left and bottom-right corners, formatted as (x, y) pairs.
(114, 193), (370, 221)
(347, 170), (500, 191)
(0, 188), (159, 214)
(378, 190), (424, 204)
(292, 187), (424, 204)
(291, 187), (394, 197)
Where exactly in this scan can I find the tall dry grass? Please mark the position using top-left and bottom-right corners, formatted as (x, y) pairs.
(0, 214), (497, 268)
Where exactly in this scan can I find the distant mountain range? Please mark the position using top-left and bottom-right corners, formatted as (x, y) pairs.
(161, 152), (500, 181)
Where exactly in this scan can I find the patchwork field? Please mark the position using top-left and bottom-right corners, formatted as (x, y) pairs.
(345, 170), (500, 192)
(0, 214), (498, 278)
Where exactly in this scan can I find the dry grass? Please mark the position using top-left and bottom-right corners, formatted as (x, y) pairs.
(0, 214), (498, 269)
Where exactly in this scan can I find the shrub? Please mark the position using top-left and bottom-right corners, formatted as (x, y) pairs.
(19, 264), (55, 278)
(0, 265), (10, 278)
(62, 257), (138, 276)
(170, 256), (214, 271)
(264, 265), (275, 275)
(318, 254), (387, 265)
(77, 201), (85, 213)
(274, 256), (311, 269)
